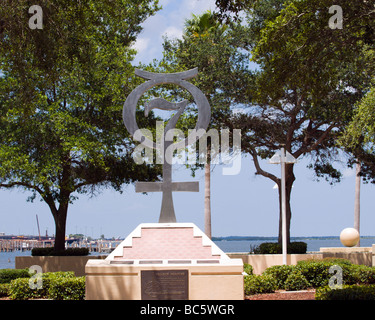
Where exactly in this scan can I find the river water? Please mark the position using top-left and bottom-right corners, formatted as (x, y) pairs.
(1, 237), (375, 269)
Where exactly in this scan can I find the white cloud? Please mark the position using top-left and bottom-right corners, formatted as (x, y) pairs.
(182, 0), (215, 12)
(132, 0), (217, 64)
(132, 37), (150, 53)
(162, 26), (183, 39)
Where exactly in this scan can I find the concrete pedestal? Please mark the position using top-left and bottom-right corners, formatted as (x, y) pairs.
(85, 223), (243, 300)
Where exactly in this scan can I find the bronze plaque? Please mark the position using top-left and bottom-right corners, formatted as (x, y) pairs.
(141, 270), (188, 300)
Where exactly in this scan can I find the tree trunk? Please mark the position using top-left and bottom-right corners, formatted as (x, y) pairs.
(204, 146), (212, 239)
(354, 161), (361, 247)
(43, 184), (71, 252)
(53, 201), (69, 252)
(277, 164), (295, 245)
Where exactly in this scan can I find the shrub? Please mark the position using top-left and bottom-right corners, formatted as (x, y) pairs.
(43, 271), (75, 280)
(8, 271), (76, 300)
(31, 247), (54, 256)
(263, 265), (295, 290)
(316, 285), (375, 300)
(48, 277), (85, 300)
(0, 269), (31, 284)
(243, 263), (253, 276)
(9, 278), (45, 300)
(252, 242), (307, 254)
(253, 243), (280, 254)
(284, 270), (310, 291)
(350, 265), (375, 285)
(296, 258), (357, 287)
(244, 274), (277, 295)
(0, 283), (10, 297)
(31, 247), (89, 256)
(288, 242), (308, 254)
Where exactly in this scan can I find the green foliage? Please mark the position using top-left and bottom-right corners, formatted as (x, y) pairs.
(0, 268), (30, 284)
(243, 263), (253, 276)
(244, 259), (375, 297)
(8, 271), (77, 300)
(296, 258), (354, 288)
(0, 283), (10, 297)
(316, 285), (375, 300)
(284, 270), (310, 291)
(157, 10), (250, 156)
(0, 0), (162, 251)
(253, 242), (307, 254)
(262, 265), (294, 289)
(31, 247), (89, 256)
(351, 265), (375, 285)
(244, 274), (277, 295)
(8, 278), (37, 300)
(340, 88), (375, 183)
(48, 277), (85, 300)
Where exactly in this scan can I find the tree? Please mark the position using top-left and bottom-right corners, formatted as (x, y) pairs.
(158, 11), (250, 238)
(340, 89), (375, 181)
(215, 0), (374, 243)
(0, 0), (161, 251)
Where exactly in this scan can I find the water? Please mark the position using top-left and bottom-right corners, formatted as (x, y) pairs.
(2, 237), (375, 269)
(0, 250), (103, 270)
(212, 237), (375, 253)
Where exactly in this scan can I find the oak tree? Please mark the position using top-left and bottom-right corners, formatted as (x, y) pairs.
(0, 0), (161, 251)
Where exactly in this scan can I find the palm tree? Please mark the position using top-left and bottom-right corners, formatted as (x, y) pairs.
(183, 11), (227, 239)
(354, 161), (361, 246)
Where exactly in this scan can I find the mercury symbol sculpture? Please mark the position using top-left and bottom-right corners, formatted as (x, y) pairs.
(123, 68), (210, 223)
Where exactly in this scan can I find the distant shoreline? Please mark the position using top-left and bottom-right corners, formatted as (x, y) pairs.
(212, 235), (375, 241)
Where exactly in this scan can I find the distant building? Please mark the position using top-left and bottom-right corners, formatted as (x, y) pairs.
(0, 232), (5, 236)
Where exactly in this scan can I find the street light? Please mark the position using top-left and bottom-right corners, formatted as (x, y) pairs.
(269, 147), (297, 265)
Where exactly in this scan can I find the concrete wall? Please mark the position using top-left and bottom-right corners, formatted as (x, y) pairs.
(15, 255), (106, 276)
(321, 247), (372, 267)
(85, 259), (244, 300)
(227, 253), (322, 274)
(15, 246), (375, 278)
(228, 248), (374, 274)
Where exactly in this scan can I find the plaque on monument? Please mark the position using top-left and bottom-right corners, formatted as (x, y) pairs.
(141, 270), (188, 300)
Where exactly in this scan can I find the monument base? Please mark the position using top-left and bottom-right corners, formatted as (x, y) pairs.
(85, 223), (243, 300)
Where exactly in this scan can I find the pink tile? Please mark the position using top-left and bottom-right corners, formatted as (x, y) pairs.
(117, 227), (218, 259)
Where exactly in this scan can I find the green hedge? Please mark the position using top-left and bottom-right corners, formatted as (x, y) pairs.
(244, 274), (277, 295)
(31, 247), (89, 256)
(243, 263), (253, 275)
(7, 271), (84, 300)
(262, 265), (295, 289)
(252, 242), (307, 254)
(48, 277), (85, 300)
(284, 270), (310, 291)
(316, 285), (375, 300)
(0, 269), (31, 284)
(295, 258), (375, 288)
(0, 283), (10, 297)
(245, 258), (375, 296)
(261, 265), (310, 291)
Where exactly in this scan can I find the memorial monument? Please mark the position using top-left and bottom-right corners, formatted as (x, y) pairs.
(85, 69), (243, 300)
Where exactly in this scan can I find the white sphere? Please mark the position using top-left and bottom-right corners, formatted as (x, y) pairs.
(340, 228), (360, 247)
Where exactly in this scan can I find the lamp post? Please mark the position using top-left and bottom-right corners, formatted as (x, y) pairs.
(269, 147), (297, 265)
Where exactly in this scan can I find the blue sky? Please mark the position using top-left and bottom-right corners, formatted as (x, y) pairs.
(1, 0), (374, 239)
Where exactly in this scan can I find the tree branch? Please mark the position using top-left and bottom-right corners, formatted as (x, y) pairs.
(249, 147), (280, 185)
(0, 181), (58, 217)
(295, 123), (337, 158)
